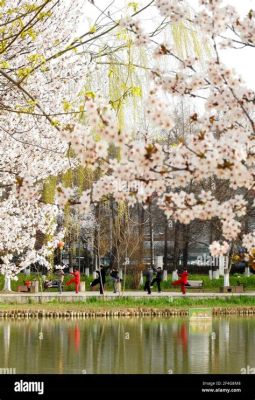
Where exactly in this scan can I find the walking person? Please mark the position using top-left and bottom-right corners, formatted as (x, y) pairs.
(90, 265), (106, 295)
(151, 267), (164, 293)
(172, 269), (189, 295)
(66, 267), (80, 294)
(143, 266), (153, 295)
(56, 267), (65, 293)
(110, 267), (121, 294)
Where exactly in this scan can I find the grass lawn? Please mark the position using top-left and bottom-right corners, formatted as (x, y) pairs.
(0, 296), (254, 311)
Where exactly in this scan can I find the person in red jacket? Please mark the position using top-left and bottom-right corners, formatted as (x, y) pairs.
(172, 269), (189, 294)
(66, 268), (80, 293)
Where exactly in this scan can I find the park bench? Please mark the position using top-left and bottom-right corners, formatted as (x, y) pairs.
(43, 280), (63, 291)
(185, 280), (204, 291)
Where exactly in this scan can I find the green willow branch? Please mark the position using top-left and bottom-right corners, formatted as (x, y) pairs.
(19, 0), (155, 81)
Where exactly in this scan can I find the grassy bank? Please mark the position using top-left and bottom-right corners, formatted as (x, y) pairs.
(0, 297), (253, 318)
(0, 295), (254, 310)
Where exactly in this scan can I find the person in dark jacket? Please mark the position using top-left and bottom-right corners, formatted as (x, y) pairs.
(143, 266), (153, 294)
(110, 267), (121, 293)
(90, 265), (106, 294)
(151, 267), (163, 293)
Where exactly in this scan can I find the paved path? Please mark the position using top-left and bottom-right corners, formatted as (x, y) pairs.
(0, 290), (254, 302)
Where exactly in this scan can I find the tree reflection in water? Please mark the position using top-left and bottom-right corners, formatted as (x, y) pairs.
(0, 317), (253, 374)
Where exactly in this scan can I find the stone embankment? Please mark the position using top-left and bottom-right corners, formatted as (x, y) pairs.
(0, 307), (254, 318)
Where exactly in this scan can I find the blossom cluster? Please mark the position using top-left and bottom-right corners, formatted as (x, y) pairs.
(209, 241), (230, 257)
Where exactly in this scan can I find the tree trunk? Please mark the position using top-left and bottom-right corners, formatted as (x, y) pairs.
(93, 203), (100, 270)
(149, 203), (154, 267)
(137, 204), (144, 265)
(224, 271), (230, 287)
(78, 241), (81, 272)
(56, 247), (61, 265)
(224, 250), (232, 287)
(69, 249), (73, 269)
(3, 275), (11, 292)
(173, 222), (180, 269)
(109, 198), (114, 268)
(209, 220), (214, 275)
(182, 224), (190, 269)
(163, 216), (168, 270)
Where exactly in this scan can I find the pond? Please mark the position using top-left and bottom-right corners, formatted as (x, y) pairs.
(0, 317), (254, 374)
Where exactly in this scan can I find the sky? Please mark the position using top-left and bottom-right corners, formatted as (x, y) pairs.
(219, 0), (255, 89)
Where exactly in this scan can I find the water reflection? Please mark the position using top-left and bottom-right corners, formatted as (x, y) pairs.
(178, 323), (188, 352)
(68, 324), (80, 353)
(0, 317), (254, 374)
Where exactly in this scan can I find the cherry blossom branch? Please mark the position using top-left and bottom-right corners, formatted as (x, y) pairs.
(219, 35), (255, 48)
(20, 0), (155, 79)
(0, 125), (66, 155)
(222, 75), (255, 134)
(2, 0), (53, 52)
(0, 68), (60, 130)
